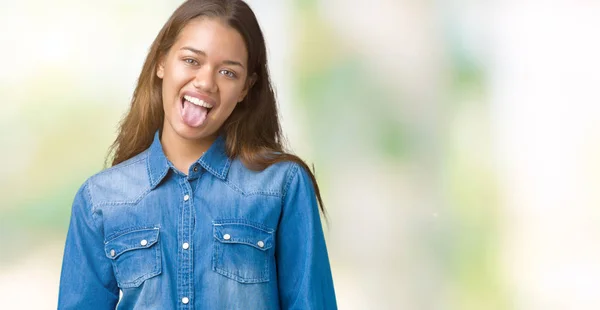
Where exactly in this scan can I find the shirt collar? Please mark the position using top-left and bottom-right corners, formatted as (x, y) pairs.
(147, 131), (232, 189)
(197, 134), (232, 180)
(147, 131), (170, 189)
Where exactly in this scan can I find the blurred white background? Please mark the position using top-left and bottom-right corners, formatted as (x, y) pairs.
(1, 0), (599, 309)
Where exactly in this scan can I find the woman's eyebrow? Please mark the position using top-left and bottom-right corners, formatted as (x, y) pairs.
(180, 46), (245, 69)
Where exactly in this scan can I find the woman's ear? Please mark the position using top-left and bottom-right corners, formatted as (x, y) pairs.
(238, 73), (257, 102)
(156, 58), (165, 79)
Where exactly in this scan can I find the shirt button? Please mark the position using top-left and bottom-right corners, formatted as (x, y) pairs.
(223, 234), (231, 240)
(182, 297), (189, 304)
(182, 242), (190, 250)
(193, 166), (198, 172)
(257, 240), (265, 248)
(140, 239), (148, 246)
(110, 249), (116, 257)
(183, 194), (189, 201)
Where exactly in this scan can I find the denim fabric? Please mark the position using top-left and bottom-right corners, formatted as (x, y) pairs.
(58, 132), (337, 309)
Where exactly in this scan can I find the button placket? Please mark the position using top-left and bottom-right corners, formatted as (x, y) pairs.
(177, 178), (195, 308)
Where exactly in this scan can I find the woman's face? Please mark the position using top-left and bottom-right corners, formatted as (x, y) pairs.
(157, 16), (250, 143)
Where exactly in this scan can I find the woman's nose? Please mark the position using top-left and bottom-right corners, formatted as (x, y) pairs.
(192, 66), (217, 93)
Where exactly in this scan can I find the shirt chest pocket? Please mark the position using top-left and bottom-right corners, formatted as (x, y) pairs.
(212, 220), (274, 283)
(104, 227), (162, 288)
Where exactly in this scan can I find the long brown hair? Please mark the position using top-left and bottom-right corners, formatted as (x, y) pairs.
(107, 0), (326, 214)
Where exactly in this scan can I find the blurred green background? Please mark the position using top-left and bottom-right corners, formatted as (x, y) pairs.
(2, 0), (600, 309)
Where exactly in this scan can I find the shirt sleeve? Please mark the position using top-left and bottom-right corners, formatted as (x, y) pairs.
(58, 182), (119, 309)
(276, 164), (338, 309)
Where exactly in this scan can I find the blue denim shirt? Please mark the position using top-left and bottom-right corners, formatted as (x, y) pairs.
(58, 132), (337, 309)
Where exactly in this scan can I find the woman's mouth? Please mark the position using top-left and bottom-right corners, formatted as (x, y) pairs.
(183, 95), (214, 109)
(180, 94), (213, 128)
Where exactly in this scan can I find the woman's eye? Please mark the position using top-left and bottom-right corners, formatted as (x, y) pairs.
(219, 69), (237, 79)
(184, 58), (198, 65)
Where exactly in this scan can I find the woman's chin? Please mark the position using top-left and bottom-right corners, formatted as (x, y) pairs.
(175, 124), (216, 142)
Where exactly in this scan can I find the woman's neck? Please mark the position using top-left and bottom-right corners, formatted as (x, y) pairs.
(160, 128), (216, 174)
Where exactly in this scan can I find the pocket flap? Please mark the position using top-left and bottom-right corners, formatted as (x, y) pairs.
(104, 227), (160, 259)
(213, 221), (273, 251)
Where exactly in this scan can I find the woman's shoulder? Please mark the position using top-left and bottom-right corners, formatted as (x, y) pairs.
(91, 150), (149, 180)
(81, 150), (152, 205)
(226, 156), (305, 197)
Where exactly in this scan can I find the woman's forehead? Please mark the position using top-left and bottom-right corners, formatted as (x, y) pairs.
(173, 17), (248, 64)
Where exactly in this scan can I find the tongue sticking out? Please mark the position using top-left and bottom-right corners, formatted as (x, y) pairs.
(181, 99), (208, 127)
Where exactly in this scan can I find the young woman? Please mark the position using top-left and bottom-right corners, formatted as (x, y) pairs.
(57, 0), (337, 309)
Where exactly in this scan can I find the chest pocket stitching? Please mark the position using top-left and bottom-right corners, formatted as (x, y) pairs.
(212, 221), (274, 283)
(104, 227), (159, 258)
(104, 227), (161, 288)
